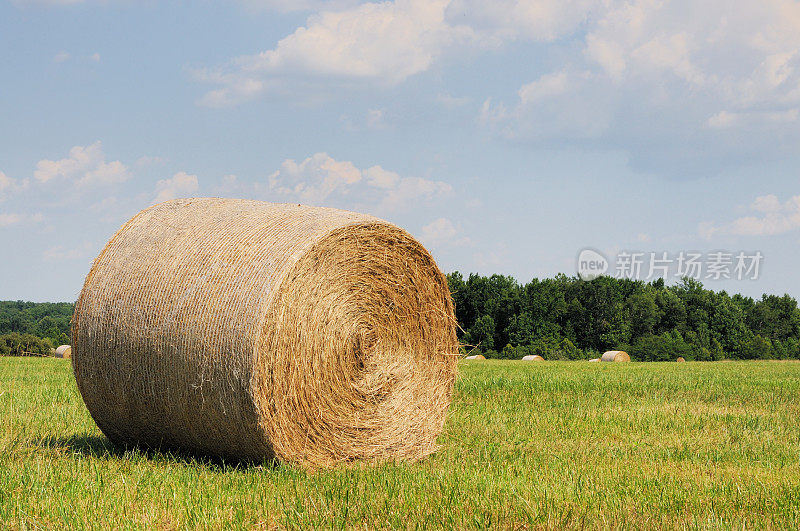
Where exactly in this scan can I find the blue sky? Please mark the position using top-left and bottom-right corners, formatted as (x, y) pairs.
(2, 0), (800, 302)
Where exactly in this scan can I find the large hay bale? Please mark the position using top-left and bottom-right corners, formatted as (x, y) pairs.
(601, 350), (630, 362)
(72, 198), (458, 468)
(521, 355), (545, 361)
(55, 345), (72, 359)
(676, 357), (686, 363)
(464, 354), (485, 360)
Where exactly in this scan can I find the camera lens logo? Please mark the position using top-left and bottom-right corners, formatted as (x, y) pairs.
(577, 248), (608, 280)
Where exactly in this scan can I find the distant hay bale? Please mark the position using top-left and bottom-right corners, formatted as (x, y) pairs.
(464, 354), (486, 360)
(676, 357), (686, 363)
(521, 355), (545, 361)
(601, 350), (630, 362)
(54, 345), (72, 359)
(588, 358), (600, 362)
(72, 198), (458, 469)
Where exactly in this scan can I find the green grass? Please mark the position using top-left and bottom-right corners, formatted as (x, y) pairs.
(2, 358), (800, 529)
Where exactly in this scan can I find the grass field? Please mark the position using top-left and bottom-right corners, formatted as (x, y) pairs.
(2, 358), (800, 529)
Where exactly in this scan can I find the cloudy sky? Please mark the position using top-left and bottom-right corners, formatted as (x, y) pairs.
(2, 0), (800, 302)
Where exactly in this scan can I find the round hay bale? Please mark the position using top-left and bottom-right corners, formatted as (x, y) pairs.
(464, 354), (485, 360)
(72, 198), (458, 468)
(676, 357), (686, 363)
(601, 350), (630, 362)
(521, 355), (545, 361)
(588, 358), (600, 362)
(55, 345), (72, 359)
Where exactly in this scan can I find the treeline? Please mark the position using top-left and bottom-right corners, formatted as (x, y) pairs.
(447, 273), (800, 361)
(0, 301), (73, 346)
(0, 333), (55, 357)
(4, 274), (800, 362)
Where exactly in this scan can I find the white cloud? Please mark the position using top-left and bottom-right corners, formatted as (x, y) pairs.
(481, 69), (613, 139)
(237, 0), (360, 13)
(199, 0), (601, 105)
(89, 196), (117, 212)
(698, 221), (717, 241)
(198, 0), (468, 105)
(583, 0), (800, 114)
(361, 165), (399, 189)
(153, 172), (199, 203)
(0, 211), (43, 228)
(12, 0), (87, 5)
(268, 153), (361, 203)
(266, 152), (451, 210)
(90, 52), (101, 62)
(444, 0), (598, 43)
(421, 217), (457, 246)
(707, 108), (799, 129)
(0, 172), (12, 191)
(730, 195), (800, 236)
(0, 171), (18, 201)
(195, 72), (268, 108)
(0, 171), (29, 202)
(135, 155), (166, 167)
(436, 93), (470, 107)
(478, 0), (800, 170)
(366, 108), (385, 129)
(420, 216), (471, 248)
(518, 71), (570, 103)
(196, 0), (620, 108)
(0, 213), (21, 227)
(53, 51), (71, 63)
(34, 142), (129, 186)
(379, 175), (452, 210)
(702, 194), (800, 238)
(341, 108), (390, 131)
(192, 0), (800, 115)
(214, 173), (244, 195)
(43, 241), (93, 262)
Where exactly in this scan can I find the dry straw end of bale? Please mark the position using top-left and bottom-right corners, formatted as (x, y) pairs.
(676, 357), (686, 363)
(601, 350), (630, 362)
(71, 198), (459, 469)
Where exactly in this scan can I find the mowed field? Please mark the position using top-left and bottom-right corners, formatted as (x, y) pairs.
(2, 358), (800, 529)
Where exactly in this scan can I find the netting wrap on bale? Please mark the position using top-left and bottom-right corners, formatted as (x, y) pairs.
(72, 198), (459, 468)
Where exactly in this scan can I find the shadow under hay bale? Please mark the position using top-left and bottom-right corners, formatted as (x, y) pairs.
(72, 198), (459, 469)
(35, 434), (262, 469)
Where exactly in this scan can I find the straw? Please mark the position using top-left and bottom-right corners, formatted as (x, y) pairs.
(72, 198), (459, 468)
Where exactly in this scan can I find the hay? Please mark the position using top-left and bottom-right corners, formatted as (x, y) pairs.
(676, 357), (686, 363)
(588, 358), (600, 362)
(72, 198), (458, 469)
(464, 354), (485, 360)
(54, 345), (72, 359)
(521, 355), (544, 361)
(601, 350), (630, 362)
